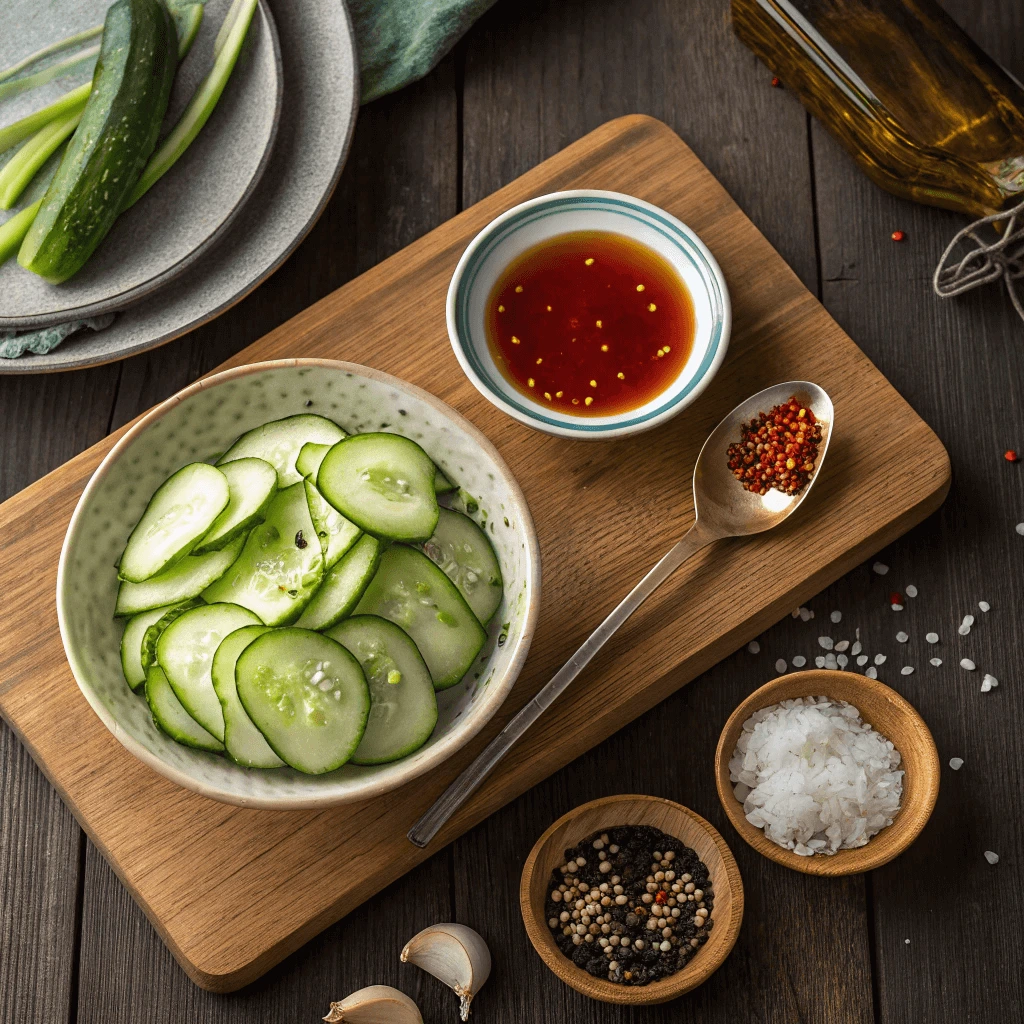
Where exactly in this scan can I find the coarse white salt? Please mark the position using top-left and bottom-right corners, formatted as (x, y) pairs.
(776, 659), (787, 674)
(799, 607), (812, 622)
(825, 653), (838, 670)
(831, 611), (842, 623)
(901, 666), (914, 675)
(984, 673), (999, 688)
(926, 632), (939, 644)
(984, 851), (999, 865)
(981, 677), (993, 693)
(892, 603), (904, 612)
(748, 640), (761, 654)
(905, 585), (918, 598)
(857, 655), (869, 667)
(729, 696), (903, 856)
(852, 641), (862, 655)
(958, 624), (971, 636)
(815, 656), (826, 668)
(962, 615), (975, 627)
(837, 654), (848, 668)
(792, 608), (801, 618)
(875, 653), (887, 665)
(930, 658), (942, 666)
(792, 655), (807, 668)
(961, 658), (976, 671)
(979, 601), (990, 612)
(949, 757), (964, 770)
(835, 640), (850, 652)
(897, 632), (909, 643)
(819, 636), (834, 650)
(1016, 523), (1024, 536)
(873, 562), (889, 575)
(866, 666), (878, 679)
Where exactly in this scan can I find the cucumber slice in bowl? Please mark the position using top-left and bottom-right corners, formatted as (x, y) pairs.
(434, 467), (456, 494)
(211, 625), (283, 768)
(114, 533), (245, 617)
(218, 415), (345, 488)
(355, 545), (487, 690)
(294, 534), (381, 631)
(327, 615), (438, 765)
(118, 463), (230, 582)
(202, 482), (325, 625)
(304, 479), (360, 569)
(193, 457), (277, 554)
(317, 433), (439, 542)
(145, 665), (224, 753)
(120, 603), (177, 692)
(156, 603), (262, 740)
(295, 442), (331, 480)
(139, 598), (203, 674)
(236, 629), (371, 775)
(423, 508), (504, 625)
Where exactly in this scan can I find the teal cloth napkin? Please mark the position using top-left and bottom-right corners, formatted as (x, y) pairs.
(2, 0), (494, 359)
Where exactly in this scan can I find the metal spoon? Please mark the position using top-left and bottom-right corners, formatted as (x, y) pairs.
(407, 381), (834, 848)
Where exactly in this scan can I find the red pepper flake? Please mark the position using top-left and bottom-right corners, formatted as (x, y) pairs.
(890, 592), (902, 606)
(727, 396), (823, 497)
(891, 230), (906, 242)
(1005, 449), (1020, 462)
(655, 890), (668, 905)
(771, 76), (782, 88)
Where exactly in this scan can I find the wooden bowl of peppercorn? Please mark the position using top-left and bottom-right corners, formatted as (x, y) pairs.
(520, 794), (744, 1005)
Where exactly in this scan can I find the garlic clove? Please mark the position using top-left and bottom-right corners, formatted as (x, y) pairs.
(322, 985), (423, 1024)
(401, 923), (491, 1021)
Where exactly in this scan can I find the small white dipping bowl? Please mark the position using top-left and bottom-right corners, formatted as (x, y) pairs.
(57, 359), (541, 809)
(447, 190), (731, 439)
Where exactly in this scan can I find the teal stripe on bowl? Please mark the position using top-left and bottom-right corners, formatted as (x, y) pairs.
(455, 196), (725, 433)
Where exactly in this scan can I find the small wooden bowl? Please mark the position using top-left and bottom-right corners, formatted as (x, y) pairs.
(715, 670), (940, 876)
(520, 794), (744, 1005)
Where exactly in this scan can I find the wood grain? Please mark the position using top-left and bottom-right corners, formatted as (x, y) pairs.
(520, 794), (743, 1004)
(0, 114), (949, 993)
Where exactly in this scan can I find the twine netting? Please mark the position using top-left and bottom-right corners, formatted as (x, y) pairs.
(934, 198), (1024, 321)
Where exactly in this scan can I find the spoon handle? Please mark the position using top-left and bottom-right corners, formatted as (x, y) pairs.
(407, 520), (717, 848)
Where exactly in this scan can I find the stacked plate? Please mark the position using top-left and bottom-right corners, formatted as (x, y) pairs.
(0, 0), (358, 372)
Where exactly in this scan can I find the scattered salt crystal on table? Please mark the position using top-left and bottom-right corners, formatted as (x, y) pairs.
(728, 696), (904, 856)
(984, 851), (999, 865)
(979, 601), (990, 612)
(981, 677), (993, 692)
(818, 636), (834, 650)
(815, 656), (826, 668)
(799, 607), (812, 622)
(792, 655), (807, 668)
(961, 658), (976, 671)
(1016, 523), (1024, 536)
(930, 658), (942, 666)
(831, 610), (842, 623)
(897, 632), (909, 643)
(825, 653), (838, 670)
(776, 659), (787, 674)
(857, 655), (869, 667)
(837, 654), (849, 668)
(905, 585), (918, 598)
(984, 673), (999, 688)
(792, 608), (801, 618)
(926, 632), (939, 644)
(873, 562), (890, 575)
(949, 757), (964, 770)
(901, 666), (914, 675)
(959, 615), (974, 636)
(852, 641), (862, 655)
(904, 938), (911, 945)
(875, 653), (887, 665)
(835, 640), (850, 652)
(866, 666), (878, 678)
(748, 640), (761, 654)
(892, 603), (904, 611)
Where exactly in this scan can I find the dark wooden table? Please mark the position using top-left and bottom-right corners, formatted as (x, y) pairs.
(2, 1), (1022, 1021)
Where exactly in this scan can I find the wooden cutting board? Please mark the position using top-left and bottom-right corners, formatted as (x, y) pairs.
(0, 116), (950, 992)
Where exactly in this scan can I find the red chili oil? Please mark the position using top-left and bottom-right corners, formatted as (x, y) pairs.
(485, 231), (695, 417)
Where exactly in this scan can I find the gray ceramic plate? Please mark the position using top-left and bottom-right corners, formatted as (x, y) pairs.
(0, 0), (282, 330)
(0, 0), (357, 372)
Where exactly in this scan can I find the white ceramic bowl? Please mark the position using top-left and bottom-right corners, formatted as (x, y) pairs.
(447, 190), (731, 439)
(57, 359), (541, 809)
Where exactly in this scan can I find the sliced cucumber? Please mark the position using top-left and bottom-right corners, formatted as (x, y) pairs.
(355, 545), (486, 690)
(423, 508), (504, 625)
(156, 602), (261, 740)
(139, 598), (203, 675)
(304, 478), (361, 569)
(119, 463), (229, 582)
(114, 534), (245, 617)
(434, 467), (456, 494)
(201, 482), (325, 625)
(193, 457), (277, 553)
(120, 603), (176, 692)
(327, 615), (438, 765)
(295, 442), (330, 480)
(210, 624), (284, 768)
(145, 665), (224, 752)
(317, 433), (439, 542)
(218, 414), (346, 488)
(235, 629), (370, 774)
(294, 534), (381, 631)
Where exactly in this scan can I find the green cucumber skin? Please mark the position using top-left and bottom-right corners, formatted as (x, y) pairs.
(18, 0), (177, 283)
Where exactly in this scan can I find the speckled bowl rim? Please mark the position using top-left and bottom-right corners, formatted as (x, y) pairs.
(56, 358), (542, 809)
(446, 189), (732, 440)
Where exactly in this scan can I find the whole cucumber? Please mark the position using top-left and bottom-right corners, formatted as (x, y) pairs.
(18, 0), (176, 283)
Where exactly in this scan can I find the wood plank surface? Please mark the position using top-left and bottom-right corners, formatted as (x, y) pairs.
(0, 108), (949, 994)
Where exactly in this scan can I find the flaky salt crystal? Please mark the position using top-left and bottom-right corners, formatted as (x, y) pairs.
(875, 653), (887, 665)
(815, 656), (826, 668)
(925, 632), (939, 644)
(984, 851), (999, 865)
(866, 666), (878, 679)
(983, 673), (999, 688)
(896, 632), (909, 643)
(905, 585), (918, 598)
(748, 640), (761, 654)
(799, 607), (812, 622)
(961, 658), (976, 671)
(930, 658), (942, 666)
(901, 666), (914, 675)
(835, 640), (850, 652)
(981, 677), (992, 693)
(831, 611), (842, 623)
(873, 562), (889, 575)
(819, 636), (834, 650)
(1016, 523), (1024, 536)
(857, 655), (869, 667)
(979, 601), (990, 612)
(792, 655), (807, 668)
(776, 659), (787, 674)
(949, 757), (963, 770)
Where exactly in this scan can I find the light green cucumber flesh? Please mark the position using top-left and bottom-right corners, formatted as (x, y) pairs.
(157, 602), (262, 741)
(433, 467), (455, 493)
(119, 463), (230, 583)
(355, 545), (487, 690)
(0, 110), (82, 210)
(120, 603), (177, 691)
(202, 482), (325, 626)
(146, 665), (224, 752)
(236, 629), (371, 774)
(210, 624), (283, 768)
(193, 457), (277, 554)
(294, 534), (380, 631)
(422, 507), (504, 625)
(0, 26), (103, 86)
(0, 199), (42, 265)
(170, 2), (204, 59)
(304, 478), (361, 569)
(0, 82), (89, 158)
(218, 414), (346, 488)
(327, 615), (438, 765)
(317, 433), (439, 542)
(295, 442), (330, 480)
(115, 533), (245, 617)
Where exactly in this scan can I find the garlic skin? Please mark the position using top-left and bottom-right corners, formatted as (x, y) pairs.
(322, 985), (423, 1024)
(401, 923), (491, 1021)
